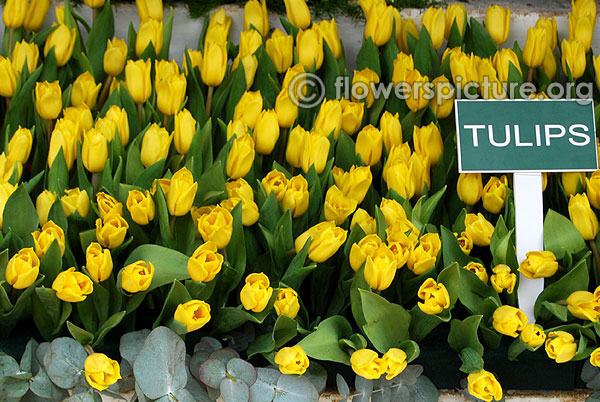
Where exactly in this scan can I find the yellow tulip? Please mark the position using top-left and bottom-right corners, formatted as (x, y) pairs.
(545, 331), (577, 363)
(482, 176), (508, 214)
(84, 353), (121, 392)
(140, 124), (172, 168)
(5, 247), (39, 289)
(445, 4), (466, 39)
(36, 190), (56, 226)
(275, 346), (309, 375)
(85, 242), (113, 283)
(282, 175), (309, 218)
(407, 233), (441, 275)
(315, 19), (341, 59)
(397, 17), (418, 53)
(417, 278), (450, 315)
(104, 38), (128, 77)
(413, 123), (443, 166)
(156, 72), (186, 116)
(244, 0), (269, 37)
(32, 220), (65, 258)
(125, 59), (152, 104)
(364, 3), (394, 47)
(350, 349), (385, 380)
(237, 29), (263, 60)
(466, 261), (488, 283)
(173, 109), (196, 155)
(52, 267), (93, 302)
(3, 0), (26, 29)
(253, 109), (280, 155)
(226, 134), (255, 179)
(104, 106), (130, 146)
(44, 24), (76, 67)
(493, 48), (522, 82)
(567, 290), (600, 321)
(486, 5), (510, 45)
(352, 68), (379, 108)
(561, 38), (586, 80)
(364, 244), (397, 291)
(493, 305), (528, 337)
(121, 260), (154, 293)
(562, 171), (586, 196)
(48, 118), (77, 170)
(35, 81), (62, 120)
(339, 98), (363, 136)
(233, 91), (263, 129)
(355, 125), (382, 166)
(297, 27), (324, 70)
(23, 0), (50, 32)
(490, 264), (517, 294)
(274, 288), (300, 319)
(569, 193), (599, 240)
(136, 0), (163, 21)
(467, 370), (503, 402)
(405, 69), (430, 113)
(464, 212), (494, 247)
(200, 42), (227, 87)
(523, 26), (547, 68)
(382, 349), (407, 380)
(536, 17), (558, 51)
(126, 190), (155, 226)
(96, 214), (129, 249)
(314, 99), (342, 140)
(587, 171), (600, 209)
(61, 188), (90, 218)
(204, 9), (231, 46)
(174, 300), (211, 332)
(569, 12), (594, 52)
(6, 127), (31, 164)
(11, 40), (39, 75)
(275, 88), (298, 129)
(197, 205), (233, 249)
(136, 19), (163, 57)
(521, 323), (546, 348)
(72, 72), (101, 109)
(187, 241), (223, 282)
(324, 185), (358, 225)
(97, 192), (123, 220)
(240, 272), (273, 313)
(266, 29), (293, 74)
(167, 167), (198, 216)
(283, 0), (310, 29)
(518, 250), (558, 279)
(421, 7), (445, 49)
(294, 221), (347, 263)
(350, 209), (376, 235)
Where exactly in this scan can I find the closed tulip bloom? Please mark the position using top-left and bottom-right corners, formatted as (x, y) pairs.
(417, 278), (450, 315)
(95, 214), (128, 249)
(173, 109), (196, 154)
(12, 40), (39, 75)
(536, 17), (558, 50)
(333, 166), (372, 204)
(36, 190), (56, 226)
(569, 193), (599, 240)
(35, 81), (62, 120)
(226, 134), (255, 179)
(352, 68), (379, 108)
(324, 185), (358, 225)
(421, 6), (445, 49)
(220, 197), (259, 226)
(3, 0), (26, 29)
(266, 29), (293, 74)
(364, 244), (396, 291)
(82, 129), (108, 173)
(445, 4), (466, 39)
(282, 175), (309, 218)
(297, 27), (324, 70)
(379, 198), (407, 226)
(61, 188), (90, 218)
(103, 38), (127, 77)
(275, 346), (309, 375)
(561, 39), (586, 80)
(379, 111), (402, 152)
(239, 55), (258, 90)
(521, 323), (546, 347)
(97, 192), (123, 219)
(262, 170), (289, 201)
(52, 267), (93, 302)
(237, 29), (263, 62)
(187, 241), (223, 282)
(285, 126), (308, 168)
(234, 91), (263, 129)
(7, 127), (32, 164)
(351, 349), (385, 380)
(274, 288), (300, 319)
(490, 264), (516, 294)
(240, 272), (273, 312)
(173, 300), (211, 332)
(315, 19), (341, 59)
(204, 9), (231, 46)
(339, 98), (363, 136)
(407, 233), (441, 275)
(140, 124), (171, 168)
(301, 133), (329, 174)
(405, 69), (430, 113)
(349, 234), (382, 272)
(382, 349), (407, 380)
(569, 12), (593, 52)
(562, 171), (586, 196)
(48, 119), (77, 170)
(408, 152), (431, 197)
(391, 52), (414, 84)
(156, 59), (180, 84)
(364, 3), (394, 47)
(518, 250), (558, 279)
(314, 99), (342, 140)
(567, 290), (600, 321)
(121, 260), (154, 293)
(125, 59), (152, 104)
(573, 0), (597, 19)
(523, 26), (547, 68)
(385, 230), (413, 268)
(126, 190), (155, 225)
(104, 106), (129, 146)
(244, 0), (268, 36)
(136, 19), (163, 57)
(413, 123), (443, 166)
(198, 206), (233, 249)
(275, 88), (298, 129)
(0, 59), (17, 98)
(464, 213), (494, 247)
(136, 0), (163, 21)
(493, 305), (528, 337)
(587, 171), (600, 209)
(397, 17), (418, 53)
(0, 182), (15, 231)
(185, 49), (202, 75)
(355, 125), (382, 166)
(493, 48), (522, 82)
(592, 348), (600, 367)
(253, 109), (279, 155)
(24, 0), (50, 31)
(467, 370), (503, 402)
(167, 167), (198, 216)
(156, 72), (186, 116)
(482, 176), (508, 214)
(450, 51), (479, 84)
(431, 75), (455, 119)
(541, 47), (557, 79)
(84, 0), (105, 8)
(85, 242), (113, 283)
(44, 24), (76, 66)
(226, 178), (254, 202)
(5, 247), (39, 289)
(546, 331), (577, 363)
(283, 0), (310, 29)
(294, 221), (347, 263)
(486, 5), (510, 45)
(84, 353), (121, 392)
(455, 231), (473, 255)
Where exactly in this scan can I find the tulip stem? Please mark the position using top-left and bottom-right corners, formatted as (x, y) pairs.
(137, 103), (144, 127)
(589, 240), (600, 281)
(170, 215), (176, 237)
(7, 29), (13, 56)
(91, 173), (99, 194)
(526, 68), (534, 84)
(93, 8), (98, 24)
(97, 76), (112, 111)
(84, 344), (95, 355)
(205, 86), (214, 116)
(10, 287), (18, 304)
(163, 114), (169, 129)
(46, 119), (54, 138)
(220, 248), (228, 262)
(278, 127), (288, 165)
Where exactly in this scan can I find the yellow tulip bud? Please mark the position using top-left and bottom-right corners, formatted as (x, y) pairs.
(405, 69), (430, 113)
(493, 48), (522, 82)
(492, 305), (528, 337)
(85, 242), (113, 283)
(324, 185), (358, 226)
(23, 0), (50, 32)
(545, 331), (577, 363)
(0, 182), (15, 230)
(95, 214), (128, 249)
(35, 81), (62, 120)
(55, 5), (64, 24)
(455, 231), (473, 255)
(482, 176), (508, 214)
(541, 46), (557, 80)
(64, 105), (93, 139)
(562, 171), (586, 196)
(379, 198), (407, 227)
(573, 0), (597, 19)
(355, 125), (382, 166)
(262, 170), (288, 201)
(430, 75), (455, 119)
(315, 19), (341, 59)
(275, 346), (309, 375)
(126, 190), (155, 226)
(136, 0), (163, 22)
(226, 134), (255, 179)
(103, 38), (127, 77)
(523, 26), (547, 68)
(3, 0), (26, 29)
(52, 267), (93, 302)
(450, 51), (479, 84)
(184, 49), (202, 74)
(445, 4), (466, 39)
(244, 0), (269, 37)
(592, 348), (600, 367)
(569, 12), (594, 53)
(285, 126), (308, 168)
(490, 264), (516, 294)
(297, 27), (324, 70)
(82, 128), (108, 173)
(339, 98), (363, 136)
(464, 213), (494, 247)
(283, 0), (310, 29)
(266, 29), (293, 74)
(364, 3), (394, 47)
(417, 278), (450, 315)
(567, 290), (600, 321)
(407, 233), (441, 275)
(238, 29), (263, 60)
(97, 192), (123, 220)
(140, 124), (172, 168)
(220, 197), (259, 226)
(12, 40), (39, 75)
(561, 38), (586, 80)
(333, 165), (372, 204)
(379, 111), (402, 152)
(7, 126), (32, 164)
(174, 300), (211, 332)
(104, 106), (129, 146)
(364, 244), (397, 291)
(351, 68), (379, 109)
(226, 178), (254, 201)
(234, 90), (263, 129)
(156, 72), (186, 116)
(173, 109), (196, 154)
(467, 370), (503, 402)
(274, 288), (300, 319)
(205, 9), (231, 46)
(275, 88), (298, 129)
(240, 272), (273, 312)
(136, 19), (163, 57)
(349, 234), (382, 272)
(521, 323), (546, 347)
(84, 353), (121, 392)
(485, 5), (510, 46)
(382, 348), (407, 380)
(350, 349), (385, 380)
(48, 119), (77, 171)
(518, 250), (558, 279)
(314, 99), (342, 140)
(281, 175), (309, 218)
(587, 171), (600, 209)
(413, 122), (443, 166)
(569, 193), (599, 240)
(536, 17), (558, 51)
(397, 18), (418, 54)
(36, 190), (56, 226)
(299, 132), (328, 174)
(61, 188), (90, 218)
(5, 247), (39, 289)
(44, 24), (76, 67)
(198, 205), (233, 249)
(187, 241), (223, 282)
(167, 167), (198, 216)
(121, 260), (154, 293)
(295, 221), (347, 263)
(421, 6), (445, 49)
(125, 59), (152, 104)
(253, 109), (280, 155)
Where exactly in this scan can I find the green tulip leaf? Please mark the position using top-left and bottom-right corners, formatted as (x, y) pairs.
(467, 17), (497, 59)
(544, 209), (587, 260)
(122, 244), (189, 292)
(2, 186), (38, 239)
(459, 347), (484, 374)
(159, 7), (174, 60)
(409, 305), (446, 342)
(356, 37), (381, 78)
(152, 280), (191, 328)
(247, 314), (297, 358)
(297, 315), (352, 365)
(447, 315), (484, 357)
(86, 1), (114, 81)
(66, 321), (94, 345)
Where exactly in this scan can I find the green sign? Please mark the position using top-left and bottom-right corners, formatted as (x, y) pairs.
(455, 99), (598, 173)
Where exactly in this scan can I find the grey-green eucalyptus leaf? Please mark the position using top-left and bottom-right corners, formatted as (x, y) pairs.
(120, 329), (151, 366)
(273, 374), (319, 402)
(198, 359), (227, 388)
(29, 368), (68, 400)
(42, 337), (87, 389)
(249, 367), (280, 402)
(220, 377), (250, 402)
(227, 358), (257, 386)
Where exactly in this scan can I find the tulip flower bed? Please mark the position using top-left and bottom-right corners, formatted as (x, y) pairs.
(2, 0), (600, 400)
